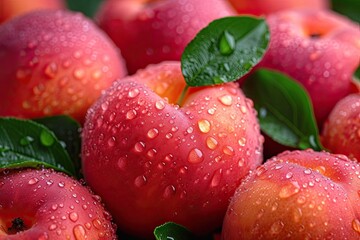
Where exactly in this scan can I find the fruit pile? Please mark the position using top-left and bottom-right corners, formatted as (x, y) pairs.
(0, 0), (359, 239)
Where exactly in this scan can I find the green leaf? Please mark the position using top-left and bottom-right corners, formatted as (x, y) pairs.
(66, 0), (103, 18)
(0, 117), (76, 176)
(354, 65), (360, 83)
(181, 16), (269, 87)
(242, 69), (324, 151)
(331, 0), (360, 23)
(154, 222), (195, 240)
(33, 115), (82, 176)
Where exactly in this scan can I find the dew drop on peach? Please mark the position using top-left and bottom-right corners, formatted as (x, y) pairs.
(198, 119), (211, 133)
(206, 136), (218, 150)
(73, 224), (86, 240)
(218, 95), (232, 106)
(92, 219), (102, 230)
(269, 220), (284, 235)
(69, 212), (79, 222)
(293, 207), (303, 223)
(352, 219), (360, 234)
(188, 148), (204, 164)
(223, 146), (234, 156)
(127, 88), (140, 98)
(134, 175), (147, 187)
(28, 177), (39, 185)
(155, 100), (165, 110)
(279, 181), (300, 199)
(210, 169), (222, 187)
(163, 185), (176, 198)
(126, 110), (137, 120)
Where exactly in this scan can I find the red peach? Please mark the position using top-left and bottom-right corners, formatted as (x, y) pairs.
(322, 93), (360, 162)
(96, 0), (235, 74)
(82, 61), (263, 238)
(0, 10), (127, 123)
(227, 0), (328, 16)
(222, 150), (360, 239)
(0, 168), (117, 239)
(0, 0), (64, 24)
(258, 10), (360, 127)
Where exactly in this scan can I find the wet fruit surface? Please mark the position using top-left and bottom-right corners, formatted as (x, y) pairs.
(81, 61), (263, 238)
(96, 0), (235, 74)
(322, 93), (360, 162)
(0, 9), (126, 122)
(258, 10), (360, 127)
(0, 168), (117, 239)
(222, 150), (360, 239)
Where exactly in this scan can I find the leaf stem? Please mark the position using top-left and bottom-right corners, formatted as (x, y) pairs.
(177, 85), (189, 106)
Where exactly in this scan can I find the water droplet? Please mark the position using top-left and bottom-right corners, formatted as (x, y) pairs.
(73, 68), (85, 80)
(107, 137), (116, 147)
(269, 220), (284, 235)
(20, 136), (34, 146)
(69, 212), (79, 222)
(218, 95), (233, 106)
(51, 204), (58, 211)
(92, 70), (102, 80)
(155, 100), (165, 110)
(28, 177), (39, 185)
(285, 172), (293, 179)
(133, 142), (145, 153)
(146, 149), (157, 159)
(352, 219), (360, 234)
(279, 181), (300, 198)
(206, 136), (218, 150)
(128, 88), (140, 98)
(82, 222), (91, 230)
(219, 30), (235, 55)
(314, 166), (326, 174)
(58, 182), (65, 188)
(163, 185), (176, 198)
(186, 127), (194, 134)
(293, 207), (303, 223)
(210, 169), (222, 187)
(134, 175), (147, 187)
(117, 157), (126, 169)
(40, 130), (54, 147)
(44, 62), (58, 78)
(223, 146), (234, 156)
(238, 137), (246, 147)
(73, 225), (86, 240)
(207, 108), (216, 115)
(92, 219), (102, 230)
(238, 158), (245, 167)
(101, 102), (108, 111)
(48, 224), (57, 231)
(147, 128), (159, 139)
(304, 169), (312, 175)
(126, 110), (137, 120)
(188, 148), (204, 164)
(198, 119), (211, 133)
(240, 105), (247, 114)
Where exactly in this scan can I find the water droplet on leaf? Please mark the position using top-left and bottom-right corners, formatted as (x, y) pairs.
(219, 30), (235, 55)
(40, 130), (55, 147)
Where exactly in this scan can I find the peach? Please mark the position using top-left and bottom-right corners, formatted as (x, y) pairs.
(0, 9), (127, 122)
(258, 10), (360, 127)
(81, 61), (263, 238)
(222, 150), (360, 239)
(96, 0), (235, 74)
(0, 0), (64, 24)
(227, 0), (328, 16)
(322, 93), (360, 161)
(0, 168), (117, 239)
